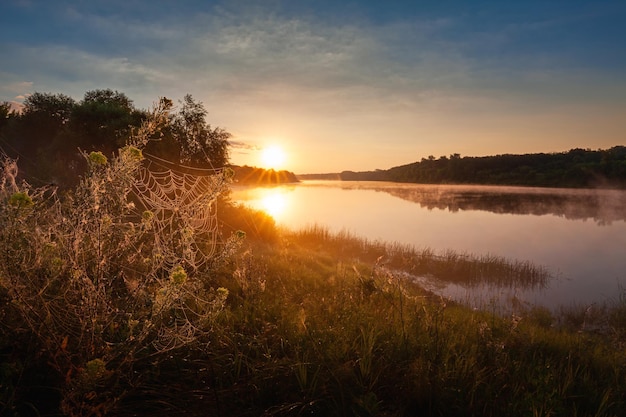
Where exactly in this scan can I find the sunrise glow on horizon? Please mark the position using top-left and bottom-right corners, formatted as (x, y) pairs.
(260, 145), (287, 170)
(1, 1), (624, 174)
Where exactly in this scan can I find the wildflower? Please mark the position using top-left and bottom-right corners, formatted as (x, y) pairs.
(142, 210), (154, 222)
(83, 358), (108, 381)
(122, 145), (143, 161)
(9, 191), (33, 209)
(223, 167), (235, 180)
(170, 264), (188, 285)
(88, 151), (108, 166)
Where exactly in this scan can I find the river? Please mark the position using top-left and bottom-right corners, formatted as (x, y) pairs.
(231, 180), (626, 311)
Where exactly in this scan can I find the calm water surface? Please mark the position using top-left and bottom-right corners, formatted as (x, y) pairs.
(231, 181), (626, 310)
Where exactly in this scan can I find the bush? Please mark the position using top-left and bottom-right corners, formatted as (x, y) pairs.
(0, 105), (241, 416)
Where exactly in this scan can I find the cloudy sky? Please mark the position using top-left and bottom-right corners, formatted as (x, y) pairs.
(1, 0), (625, 173)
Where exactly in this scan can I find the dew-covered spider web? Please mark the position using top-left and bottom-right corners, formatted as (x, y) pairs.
(131, 154), (228, 270)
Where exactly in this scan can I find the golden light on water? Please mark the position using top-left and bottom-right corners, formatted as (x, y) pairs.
(261, 189), (288, 218)
(230, 186), (294, 222)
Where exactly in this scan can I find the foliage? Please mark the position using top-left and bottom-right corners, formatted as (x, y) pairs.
(0, 105), (240, 416)
(0, 90), (232, 188)
(3, 93), (76, 164)
(62, 89), (144, 155)
(0, 101), (13, 133)
(172, 94), (230, 168)
(340, 147), (626, 189)
(134, 226), (625, 417)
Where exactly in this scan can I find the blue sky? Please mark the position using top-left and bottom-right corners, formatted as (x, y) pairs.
(1, 0), (625, 173)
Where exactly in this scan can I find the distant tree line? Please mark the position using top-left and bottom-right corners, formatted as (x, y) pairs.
(340, 148), (626, 188)
(0, 90), (295, 187)
(231, 165), (298, 185)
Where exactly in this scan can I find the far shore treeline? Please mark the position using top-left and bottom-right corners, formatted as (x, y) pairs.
(300, 147), (626, 189)
(0, 90), (297, 188)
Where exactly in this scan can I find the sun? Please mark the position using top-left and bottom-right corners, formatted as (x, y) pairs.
(260, 145), (286, 170)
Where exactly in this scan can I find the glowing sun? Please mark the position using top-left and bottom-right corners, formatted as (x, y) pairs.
(260, 145), (286, 170)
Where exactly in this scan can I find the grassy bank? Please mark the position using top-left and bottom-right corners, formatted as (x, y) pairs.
(1, 148), (626, 416)
(5, 217), (625, 416)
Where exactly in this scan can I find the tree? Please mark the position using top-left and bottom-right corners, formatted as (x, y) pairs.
(1, 90), (232, 187)
(21, 92), (76, 124)
(11, 93), (76, 154)
(63, 89), (145, 153)
(172, 94), (230, 168)
(0, 101), (12, 134)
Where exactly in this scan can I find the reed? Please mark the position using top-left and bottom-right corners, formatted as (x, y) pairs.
(287, 224), (550, 289)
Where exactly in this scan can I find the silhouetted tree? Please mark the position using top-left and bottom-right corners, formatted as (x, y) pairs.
(66, 89), (144, 153)
(10, 93), (76, 155)
(0, 102), (12, 134)
(2, 90), (233, 186)
(172, 94), (230, 168)
(348, 148), (626, 189)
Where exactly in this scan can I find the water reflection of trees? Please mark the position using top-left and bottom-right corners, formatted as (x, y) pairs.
(371, 185), (626, 225)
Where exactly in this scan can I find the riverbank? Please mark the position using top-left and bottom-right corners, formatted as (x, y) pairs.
(2, 203), (625, 416)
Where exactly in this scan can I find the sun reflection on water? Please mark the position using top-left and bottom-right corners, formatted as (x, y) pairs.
(261, 189), (288, 219)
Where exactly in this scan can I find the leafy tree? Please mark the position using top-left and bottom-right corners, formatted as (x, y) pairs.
(11, 93), (76, 154)
(21, 92), (75, 124)
(1, 90), (232, 187)
(61, 89), (145, 154)
(172, 94), (230, 168)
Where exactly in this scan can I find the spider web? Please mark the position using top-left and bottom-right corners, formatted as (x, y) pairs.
(131, 156), (227, 270)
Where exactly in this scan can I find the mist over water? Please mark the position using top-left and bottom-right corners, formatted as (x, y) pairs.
(231, 181), (626, 310)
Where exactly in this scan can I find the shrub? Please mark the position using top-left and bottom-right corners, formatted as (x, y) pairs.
(0, 104), (242, 416)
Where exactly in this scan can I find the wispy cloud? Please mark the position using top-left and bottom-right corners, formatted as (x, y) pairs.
(1, 0), (624, 172)
(229, 140), (259, 151)
(1, 81), (33, 95)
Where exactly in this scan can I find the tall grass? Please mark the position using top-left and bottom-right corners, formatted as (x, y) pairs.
(288, 224), (550, 289)
(205, 230), (626, 416)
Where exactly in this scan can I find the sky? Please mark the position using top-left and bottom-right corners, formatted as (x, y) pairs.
(1, 0), (625, 174)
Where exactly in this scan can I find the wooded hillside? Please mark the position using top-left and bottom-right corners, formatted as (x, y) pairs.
(339, 147), (626, 188)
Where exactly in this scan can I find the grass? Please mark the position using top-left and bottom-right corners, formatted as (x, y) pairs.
(287, 224), (550, 289)
(105, 223), (626, 417)
(1, 141), (626, 416)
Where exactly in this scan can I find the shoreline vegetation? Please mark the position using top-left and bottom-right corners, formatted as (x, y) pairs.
(299, 147), (626, 189)
(2, 159), (626, 416)
(1, 91), (625, 415)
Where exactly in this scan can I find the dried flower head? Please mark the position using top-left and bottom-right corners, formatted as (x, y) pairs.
(9, 191), (33, 209)
(88, 151), (108, 166)
(170, 264), (188, 285)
